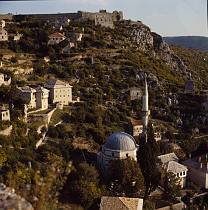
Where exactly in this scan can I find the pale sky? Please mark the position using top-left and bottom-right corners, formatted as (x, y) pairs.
(0, 0), (207, 37)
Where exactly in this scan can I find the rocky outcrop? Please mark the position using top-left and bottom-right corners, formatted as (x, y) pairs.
(152, 32), (188, 75)
(126, 21), (189, 76)
(0, 183), (33, 210)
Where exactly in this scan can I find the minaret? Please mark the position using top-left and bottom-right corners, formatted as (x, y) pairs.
(142, 75), (149, 141)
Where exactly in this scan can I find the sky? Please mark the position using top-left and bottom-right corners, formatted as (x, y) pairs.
(0, 0), (207, 37)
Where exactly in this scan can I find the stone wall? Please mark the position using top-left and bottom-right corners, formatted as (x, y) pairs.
(15, 10), (123, 29)
(156, 202), (185, 210)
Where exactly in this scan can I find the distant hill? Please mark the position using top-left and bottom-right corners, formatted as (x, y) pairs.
(164, 36), (208, 52)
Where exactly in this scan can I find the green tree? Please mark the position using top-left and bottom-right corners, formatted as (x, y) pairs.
(138, 124), (161, 197)
(108, 158), (145, 197)
(164, 172), (181, 200)
(67, 162), (102, 209)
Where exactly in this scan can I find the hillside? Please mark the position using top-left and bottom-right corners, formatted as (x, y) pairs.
(164, 36), (208, 52)
(1, 16), (208, 209)
(171, 46), (208, 89)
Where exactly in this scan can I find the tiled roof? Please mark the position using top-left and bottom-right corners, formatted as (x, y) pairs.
(130, 118), (143, 126)
(17, 86), (36, 93)
(166, 161), (188, 174)
(100, 196), (143, 210)
(35, 86), (49, 93)
(45, 79), (72, 88)
(158, 153), (179, 165)
(49, 32), (65, 38)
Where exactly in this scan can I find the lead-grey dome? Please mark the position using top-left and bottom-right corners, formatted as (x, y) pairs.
(104, 132), (137, 151)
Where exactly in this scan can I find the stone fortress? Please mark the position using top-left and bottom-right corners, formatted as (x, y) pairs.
(13, 10), (123, 29)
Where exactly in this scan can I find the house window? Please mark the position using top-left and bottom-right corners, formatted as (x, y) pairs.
(112, 152), (114, 157)
(126, 153), (129, 157)
(183, 171), (186, 176)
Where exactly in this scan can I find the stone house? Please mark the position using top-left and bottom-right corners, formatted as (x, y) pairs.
(35, 86), (49, 110)
(129, 87), (142, 101)
(0, 73), (11, 86)
(0, 106), (10, 121)
(100, 196), (143, 210)
(158, 153), (188, 188)
(48, 32), (66, 45)
(182, 154), (208, 189)
(16, 86), (37, 109)
(44, 79), (73, 105)
(129, 118), (143, 137)
(17, 86), (50, 110)
(0, 28), (8, 42)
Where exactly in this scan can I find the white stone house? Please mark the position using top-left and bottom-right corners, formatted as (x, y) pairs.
(158, 153), (188, 188)
(35, 86), (49, 110)
(17, 86), (49, 111)
(48, 32), (66, 45)
(44, 79), (73, 105)
(0, 28), (8, 42)
(129, 118), (143, 137)
(16, 86), (37, 109)
(0, 73), (11, 86)
(183, 155), (208, 189)
(97, 132), (138, 173)
(0, 107), (10, 121)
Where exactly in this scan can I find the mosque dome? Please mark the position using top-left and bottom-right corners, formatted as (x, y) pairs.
(103, 132), (137, 151)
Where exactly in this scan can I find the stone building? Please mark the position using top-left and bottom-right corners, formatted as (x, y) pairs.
(129, 118), (143, 137)
(0, 73), (11, 86)
(0, 28), (8, 41)
(182, 154), (208, 189)
(16, 86), (37, 109)
(158, 153), (188, 188)
(100, 196), (143, 210)
(0, 106), (10, 121)
(77, 10), (123, 28)
(45, 79), (73, 105)
(17, 86), (50, 110)
(48, 32), (66, 45)
(129, 87), (142, 101)
(35, 86), (49, 110)
(97, 132), (138, 173)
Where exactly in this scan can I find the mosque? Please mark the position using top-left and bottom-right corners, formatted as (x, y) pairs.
(97, 76), (150, 173)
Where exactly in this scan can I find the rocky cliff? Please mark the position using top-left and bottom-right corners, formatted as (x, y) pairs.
(118, 20), (189, 76)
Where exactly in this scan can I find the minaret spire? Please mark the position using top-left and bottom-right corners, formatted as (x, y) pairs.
(142, 74), (149, 141)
